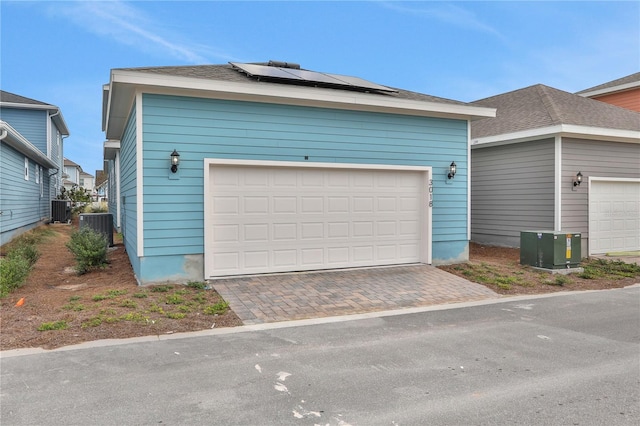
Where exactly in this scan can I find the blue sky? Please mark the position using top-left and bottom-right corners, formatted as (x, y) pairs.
(2, 1), (638, 177)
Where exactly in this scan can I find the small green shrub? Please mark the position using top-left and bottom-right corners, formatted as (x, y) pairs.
(165, 294), (185, 305)
(151, 285), (171, 293)
(0, 257), (30, 297)
(66, 227), (108, 274)
(133, 292), (148, 298)
(148, 304), (165, 314)
(187, 281), (207, 290)
(0, 233), (41, 297)
(119, 299), (137, 309)
(545, 275), (571, 286)
(7, 242), (40, 266)
(37, 321), (68, 331)
(166, 312), (186, 319)
(203, 300), (229, 315)
(62, 303), (85, 311)
(82, 316), (103, 328)
(192, 292), (207, 304)
(120, 312), (149, 323)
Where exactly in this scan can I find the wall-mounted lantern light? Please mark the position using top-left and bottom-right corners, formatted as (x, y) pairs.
(170, 150), (180, 173)
(447, 162), (457, 179)
(572, 171), (583, 189)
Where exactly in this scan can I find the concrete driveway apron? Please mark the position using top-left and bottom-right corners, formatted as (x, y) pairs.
(211, 264), (499, 325)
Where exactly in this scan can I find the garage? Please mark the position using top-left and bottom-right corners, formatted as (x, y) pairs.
(588, 179), (640, 255)
(204, 159), (431, 278)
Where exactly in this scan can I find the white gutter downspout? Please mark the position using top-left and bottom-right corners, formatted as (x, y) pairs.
(554, 136), (562, 231)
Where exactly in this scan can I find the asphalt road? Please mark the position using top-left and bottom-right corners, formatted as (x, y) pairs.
(1, 286), (639, 425)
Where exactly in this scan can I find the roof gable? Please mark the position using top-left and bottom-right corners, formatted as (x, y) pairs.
(471, 84), (640, 140)
(115, 63), (472, 107)
(576, 72), (640, 96)
(104, 62), (496, 140)
(0, 90), (51, 106)
(0, 90), (70, 136)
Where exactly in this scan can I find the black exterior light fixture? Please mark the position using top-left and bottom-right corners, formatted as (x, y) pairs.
(170, 150), (180, 173)
(572, 171), (583, 189)
(448, 161), (457, 179)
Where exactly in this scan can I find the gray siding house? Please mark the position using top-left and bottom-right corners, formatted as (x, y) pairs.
(470, 84), (640, 256)
(0, 91), (69, 245)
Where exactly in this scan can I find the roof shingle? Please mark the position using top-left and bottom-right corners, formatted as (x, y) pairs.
(470, 84), (640, 139)
(115, 63), (470, 107)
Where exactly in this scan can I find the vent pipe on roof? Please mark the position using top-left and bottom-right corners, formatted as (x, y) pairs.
(268, 60), (301, 69)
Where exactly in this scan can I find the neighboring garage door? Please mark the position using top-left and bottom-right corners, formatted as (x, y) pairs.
(205, 160), (431, 278)
(589, 179), (640, 255)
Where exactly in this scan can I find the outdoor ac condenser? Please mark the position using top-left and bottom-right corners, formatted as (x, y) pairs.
(51, 200), (71, 223)
(79, 213), (114, 247)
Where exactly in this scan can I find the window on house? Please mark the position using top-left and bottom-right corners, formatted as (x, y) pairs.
(80, 178), (85, 186)
(24, 158), (29, 180)
(39, 167), (44, 197)
(35, 165), (40, 184)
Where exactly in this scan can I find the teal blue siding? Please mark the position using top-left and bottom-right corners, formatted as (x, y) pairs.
(0, 108), (48, 154)
(139, 94), (469, 274)
(0, 143), (50, 245)
(119, 104), (140, 278)
(0, 106), (60, 245)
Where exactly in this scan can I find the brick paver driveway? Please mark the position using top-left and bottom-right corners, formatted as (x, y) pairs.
(212, 265), (499, 325)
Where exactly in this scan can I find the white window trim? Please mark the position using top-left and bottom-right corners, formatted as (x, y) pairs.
(24, 157), (29, 181)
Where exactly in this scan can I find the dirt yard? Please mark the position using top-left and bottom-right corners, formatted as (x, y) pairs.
(1, 224), (638, 351)
(0, 223), (242, 351)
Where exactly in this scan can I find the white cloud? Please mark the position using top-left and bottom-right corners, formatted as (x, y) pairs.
(379, 1), (503, 38)
(52, 0), (232, 64)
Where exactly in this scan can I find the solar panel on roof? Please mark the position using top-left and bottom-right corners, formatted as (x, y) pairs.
(281, 68), (349, 86)
(329, 73), (398, 93)
(230, 62), (303, 80)
(229, 62), (397, 93)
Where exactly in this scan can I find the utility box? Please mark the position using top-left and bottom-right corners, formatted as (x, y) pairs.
(520, 231), (581, 269)
(51, 200), (71, 223)
(79, 213), (114, 247)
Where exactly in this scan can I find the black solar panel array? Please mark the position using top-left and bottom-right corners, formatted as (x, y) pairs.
(230, 62), (397, 93)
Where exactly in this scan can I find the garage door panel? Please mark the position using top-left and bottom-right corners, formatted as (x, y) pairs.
(589, 180), (640, 254)
(206, 163), (428, 277)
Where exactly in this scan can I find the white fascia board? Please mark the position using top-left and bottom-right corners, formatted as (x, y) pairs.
(578, 81), (640, 98)
(560, 124), (640, 143)
(0, 101), (59, 110)
(0, 120), (58, 169)
(103, 139), (120, 160)
(106, 70), (495, 139)
(471, 124), (640, 148)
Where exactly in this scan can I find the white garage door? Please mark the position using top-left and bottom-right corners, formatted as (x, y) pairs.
(205, 160), (430, 278)
(589, 180), (640, 255)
